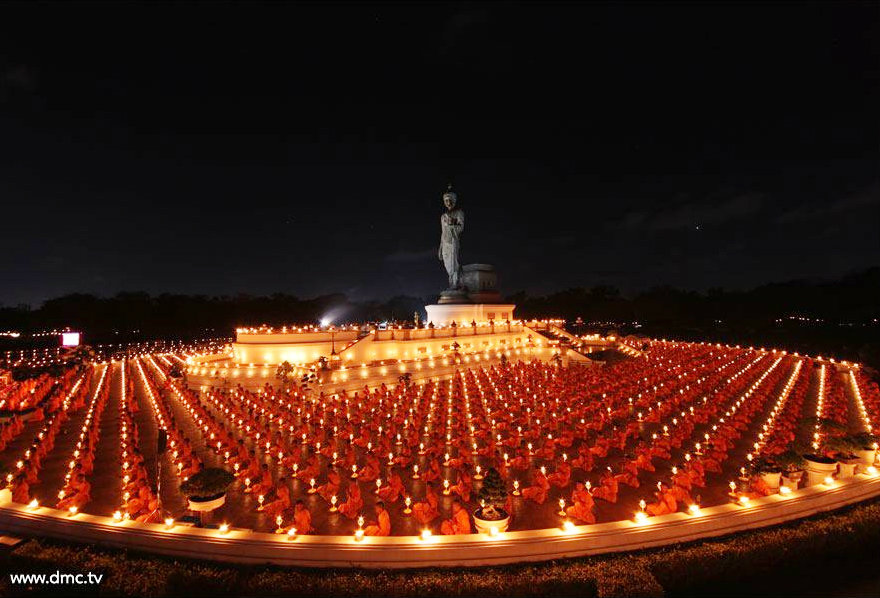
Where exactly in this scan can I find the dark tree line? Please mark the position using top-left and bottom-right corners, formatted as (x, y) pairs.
(1, 268), (877, 369)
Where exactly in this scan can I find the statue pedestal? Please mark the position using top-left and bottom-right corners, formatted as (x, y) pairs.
(438, 289), (470, 304)
(425, 303), (516, 327)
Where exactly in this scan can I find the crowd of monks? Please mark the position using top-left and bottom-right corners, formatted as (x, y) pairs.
(0, 369), (72, 413)
(135, 341), (825, 535)
(7, 367), (90, 506)
(56, 365), (111, 513)
(3, 338), (871, 538)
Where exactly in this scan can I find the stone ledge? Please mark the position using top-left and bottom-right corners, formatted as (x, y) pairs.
(1, 473), (878, 568)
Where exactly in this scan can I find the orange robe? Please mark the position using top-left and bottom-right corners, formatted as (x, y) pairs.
(338, 483), (363, 519)
(364, 509), (391, 536)
(440, 508), (473, 535)
(412, 487), (440, 525)
(293, 508), (314, 534)
(565, 489), (595, 524)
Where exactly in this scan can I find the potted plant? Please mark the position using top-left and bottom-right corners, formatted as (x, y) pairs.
(775, 450), (806, 490)
(802, 418), (844, 486)
(827, 435), (862, 479)
(180, 468), (234, 520)
(749, 455), (782, 490)
(848, 432), (878, 471)
(473, 467), (510, 533)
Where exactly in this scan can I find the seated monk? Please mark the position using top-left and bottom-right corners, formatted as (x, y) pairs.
(412, 483), (440, 525)
(337, 481), (363, 519)
(317, 466), (342, 502)
(450, 468), (472, 503)
(634, 450), (655, 472)
(646, 483), (678, 516)
(260, 478), (292, 517)
(240, 453), (261, 481)
(424, 459), (441, 483)
(614, 459), (640, 488)
(248, 463), (274, 496)
(671, 467), (693, 491)
(11, 472), (29, 504)
(357, 456), (380, 483)
(521, 469), (550, 505)
(565, 481), (596, 524)
(440, 499), (473, 535)
(363, 501), (391, 536)
(125, 480), (152, 514)
(134, 495), (160, 523)
(292, 499), (314, 534)
(377, 472), (405, 503)
(571, 446), (594, 472)
(547, 461), (571, 488)
(592, 469), (619, 504)
(57, 474), (91, 511)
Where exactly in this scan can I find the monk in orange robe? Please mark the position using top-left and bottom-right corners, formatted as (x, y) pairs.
(450, 468), (472, 503)
(440, 499), (473, 535)
(592, 469), (619, 504)
(412, 483), (440, 525)
(521, 469), (550, 505)
(11, 472), (29, 504)
(565, 481), (595, 524)
(260, 478), (291, 517)
(547, 461), (571, 488)
(377, 472), (404, 503)
(317, 466), (342, 502)
(249, 463), (274, 496)
(363, 501), (391, 536)
(292, 500), (314, 534)
(337, 481), (363, 519)
(646, 483), (678, 516)
(57, 474), (91, 511)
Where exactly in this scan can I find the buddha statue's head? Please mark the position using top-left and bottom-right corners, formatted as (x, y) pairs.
(442, 184), (458, 210)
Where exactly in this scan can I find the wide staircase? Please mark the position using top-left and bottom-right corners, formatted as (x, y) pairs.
(526, 323), (601, 365)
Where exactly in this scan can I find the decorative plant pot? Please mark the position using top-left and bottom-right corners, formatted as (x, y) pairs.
(760, 471), (782, 490)
(187, 493), (226, 512)
(837, 459), (859, 479)
(473, 507), (510, 534)
(803, 454), (837, 486)
(855, 448), (877, 470)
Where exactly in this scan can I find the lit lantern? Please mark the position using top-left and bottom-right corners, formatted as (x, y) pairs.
(634, 500), (648, 523)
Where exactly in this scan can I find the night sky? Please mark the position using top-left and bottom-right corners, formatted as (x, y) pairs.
(1, 3), (877, 307)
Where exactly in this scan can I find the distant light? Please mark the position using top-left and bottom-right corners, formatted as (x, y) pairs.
(61, 332), (81, 347)
(320, 318), (331, 327)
